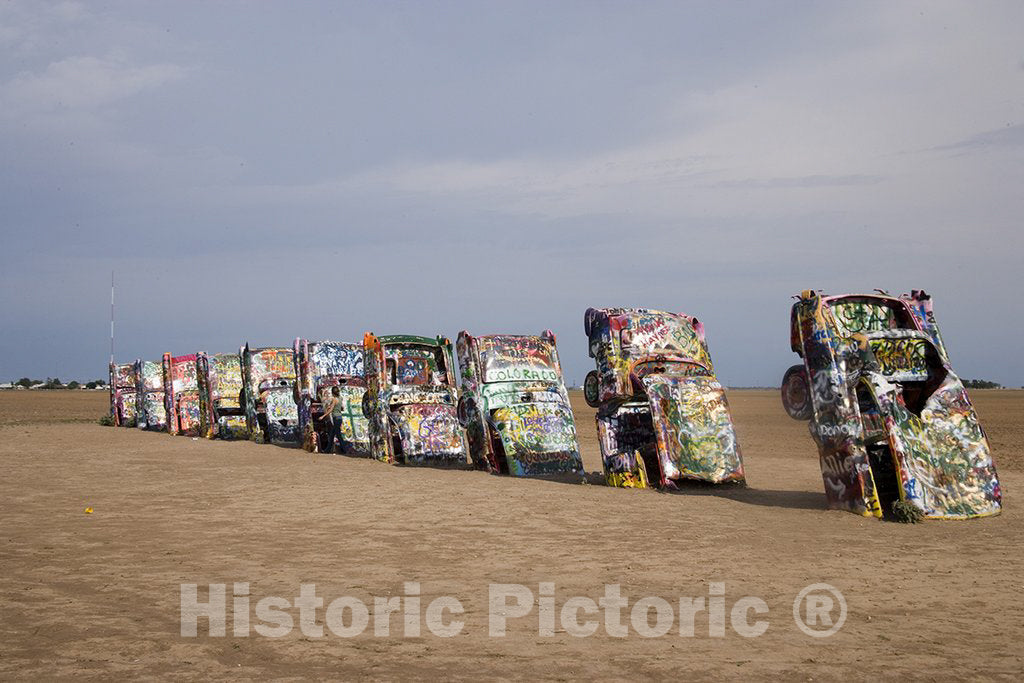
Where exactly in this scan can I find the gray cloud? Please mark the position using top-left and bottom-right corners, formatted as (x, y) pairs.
(1, 1), (1022, 389)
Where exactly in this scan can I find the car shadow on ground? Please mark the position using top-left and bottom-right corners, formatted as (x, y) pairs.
(671, 481), (828, 511)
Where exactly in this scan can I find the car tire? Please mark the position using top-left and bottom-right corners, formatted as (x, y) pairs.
(456, 396), (475, 428)
(781, 365), (813, 421)
(583, 371), (601, 408)
(361, 392), (372, 419)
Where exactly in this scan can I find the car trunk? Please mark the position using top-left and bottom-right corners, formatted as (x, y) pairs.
(642, 374), (745, 484)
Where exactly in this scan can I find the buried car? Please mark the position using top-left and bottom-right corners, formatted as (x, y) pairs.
(135, 359), (168, 430)
(241, 344), (300, 445)
(109, 361), (139, 426)
(362, 333), (467, 466)
(163, 353), (202, 436)
(295, 338), (370, 454)
(456, 331), (583, 477)
(197, 352), (249, 439)
(782, 289), (1001, 520)
(583, 308), (745, 488)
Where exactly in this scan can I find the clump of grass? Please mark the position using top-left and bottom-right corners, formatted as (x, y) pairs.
(891, 500), (925, 523)
(98, 414), (115, 426)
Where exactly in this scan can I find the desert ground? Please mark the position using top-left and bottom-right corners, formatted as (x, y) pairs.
(1, 389), (1021, 679)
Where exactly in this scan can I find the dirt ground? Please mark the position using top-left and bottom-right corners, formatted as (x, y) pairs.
(1, 389), (1021, 679)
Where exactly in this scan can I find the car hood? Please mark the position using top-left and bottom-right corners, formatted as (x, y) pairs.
(489, 401), (582, 477)
(264, 386), (298, 422)
(641, 374), (744, 484)
(865, 373), (1000, 519)
(390, 403), (464, 459)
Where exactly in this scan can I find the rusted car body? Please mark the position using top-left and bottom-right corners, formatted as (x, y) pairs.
(295, 339), (370, 454)
(456, 331), (583, 477)
(135, 359), (168, 431)
(163, 353), (202, 436)
(197, 352), (249, 439)
(109, 361), (139, 427)
(362, 333), (467, 466)
(783, 289), (1001, 520)
(583, 307), (745, 488)
(240, 344), (299, 445)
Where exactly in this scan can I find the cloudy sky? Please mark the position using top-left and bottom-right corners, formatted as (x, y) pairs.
(1, 1), (1021, 387)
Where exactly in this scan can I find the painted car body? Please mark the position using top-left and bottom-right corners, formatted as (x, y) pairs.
(362, 333), (467, 466)
(782, 289), (1001, 520)
(240, 344), (299, 445)
(583, 307), (745, 488)
(135, 359), (168, 430)
(456, 331), (583, 477)
(109, 361), (139, 427)
(295, 338), (370, 454)
(163, 353), (202, 436)
(197, 352), (249, 439)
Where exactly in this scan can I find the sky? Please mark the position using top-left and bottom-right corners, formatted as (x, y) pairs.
(1, 0), (1021, 388)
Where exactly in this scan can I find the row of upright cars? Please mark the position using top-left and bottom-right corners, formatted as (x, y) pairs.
(109, 291), (1002, 521)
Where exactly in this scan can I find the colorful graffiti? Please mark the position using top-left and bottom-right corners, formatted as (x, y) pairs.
(295, 339), (370, 455)
(644, 376), (744, 483)
(782, 290), (1001, 520)
(310, 342), (363, 380)
(240, 345), (299, 445)
(477, 336), (560, 383)
(584, 308), (744, 488)
(458, 331), (583, 477)
(830, 301), (896, 335)
(363, 333), (466, 466)
(165, 353), (202, 436)
(110, 362), (139, 426)
(136, 360), (167, 430)
(197, 352), (247, 439)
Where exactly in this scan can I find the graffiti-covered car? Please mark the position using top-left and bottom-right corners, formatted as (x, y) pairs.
(783, 289), (1001, 520)
(362, 333), (467, 466)
(109, 361), (139, 426)
(241, 344), (299, 445)
(135, 359), (168, 430)
(163, 353), (202, 436)
(583, 308), (745, 488)
(295, 338), (370, 454)
(456, 331), (583, 477)
(197, 352), (249, 439)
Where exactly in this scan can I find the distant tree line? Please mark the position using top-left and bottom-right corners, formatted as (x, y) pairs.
(963, 379), (1002, 389)
(12, 378), (107, 389)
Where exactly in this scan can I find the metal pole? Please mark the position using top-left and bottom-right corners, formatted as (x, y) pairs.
(110, 270), (115, 365)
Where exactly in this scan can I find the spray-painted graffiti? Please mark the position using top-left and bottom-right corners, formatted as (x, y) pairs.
(363, 333), (467, 466)
(782, 290), (1001, 520)
(310, 342), (363, 380)
(240, 345), (299, 445)
(477, 335), (561, 384)
(164, 353), (202, 436)
(395, 404), (463, 458)
(295, 339), (370, 455)
(644, 376), (744, 483)
(197, 352), (248, 439)
(830, 301), (896, 335)
(136, 359), (167, 430)
(110, 362), (139, 426)
(867, 335), (930, 380)
(583, 307), (744, 488)
(457, 331), (582, 477)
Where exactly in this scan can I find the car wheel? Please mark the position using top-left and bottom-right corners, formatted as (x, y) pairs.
(583, 371), (601, 408)
(456, 395), (475, 428)
(781, 365), (813, 420)
(361, 392), (372, 419)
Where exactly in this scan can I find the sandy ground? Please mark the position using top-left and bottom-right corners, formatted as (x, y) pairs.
(0, 389), (1021, 680)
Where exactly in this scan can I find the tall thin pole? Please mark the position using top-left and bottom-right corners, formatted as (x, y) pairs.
(110, 271), (115, 365)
